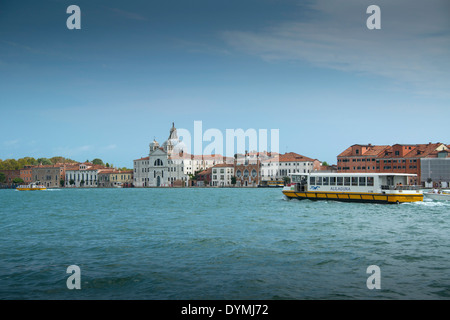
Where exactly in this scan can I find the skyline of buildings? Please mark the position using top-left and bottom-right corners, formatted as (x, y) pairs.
(1, 123), (449, 188)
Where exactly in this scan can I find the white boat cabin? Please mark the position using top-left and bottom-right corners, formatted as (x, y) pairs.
(289, 172), (421, 195)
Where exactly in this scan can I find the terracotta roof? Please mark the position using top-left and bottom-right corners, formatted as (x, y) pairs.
(278, 152), (315, 162)
(114, 170), (133, 174)
(197, 168), (212, 175)
(337, 144), (389, 157)
(235, 151), (279, 159)
(404, 143), (447, 158)
(338, 143), (448, 159)
(134, 157), (149, 161)
(64, 163), (109, 171)
(33, 164), (61, 168)
(64, 164), (81, 171)
(98, 169), (117, 174)
(379, 143), (446, 159)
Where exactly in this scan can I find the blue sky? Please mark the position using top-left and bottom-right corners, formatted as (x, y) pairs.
(1, 0), (449, 167)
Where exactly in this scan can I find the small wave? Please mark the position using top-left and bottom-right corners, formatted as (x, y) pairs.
(405, 200), (450, 207)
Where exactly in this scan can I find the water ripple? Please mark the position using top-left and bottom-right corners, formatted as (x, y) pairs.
(1, 188), (450, 299)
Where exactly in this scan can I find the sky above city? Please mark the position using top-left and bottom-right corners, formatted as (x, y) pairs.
(1, 0), (449, 167)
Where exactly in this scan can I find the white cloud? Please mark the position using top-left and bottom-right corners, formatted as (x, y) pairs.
(222, 0), (450, 97)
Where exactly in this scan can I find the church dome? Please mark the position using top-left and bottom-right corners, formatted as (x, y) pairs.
(149, 139), (160, 152)
(162, 122), (181, 153)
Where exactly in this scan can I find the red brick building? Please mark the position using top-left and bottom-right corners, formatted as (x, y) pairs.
(20, 166), (33, 184)
(195, 167), (212, 186)
(0, 170), (21, 186)
(234, 154), (260, 187)
(337, 144), (389, 173)
(337, 143), (449, 183)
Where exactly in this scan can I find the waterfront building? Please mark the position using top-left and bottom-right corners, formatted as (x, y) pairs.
(0, 169), (21, 186)
(98, 169), (133, 188)
(336, 144), (389, 173)
(32, 165), (65, 188)
(337, 143), (449, 184)
(20, 166), (33, 184)
(148, 142), (173, 187)
(211, 163), (235, 187)
(195, 168), (212, 186)
(421, 148), (450, 188)
(260, 152), (320, 186)
(132, 124), (189, 187)
(234, 153), (260, 187)
(133, 156), (150, 187)
(65, 163), (104, 188)
(133, 123), (231, 187)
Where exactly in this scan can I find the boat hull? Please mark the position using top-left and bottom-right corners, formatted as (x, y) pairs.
(424, 193), (450, 201)
(17, 187), (46, 191)
(282, 190), (423, 204)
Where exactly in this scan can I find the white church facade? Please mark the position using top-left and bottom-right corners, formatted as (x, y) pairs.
(133, 123), (230, 187)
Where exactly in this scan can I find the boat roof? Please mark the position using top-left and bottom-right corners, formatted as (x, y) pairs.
(289, 172), (417, 177)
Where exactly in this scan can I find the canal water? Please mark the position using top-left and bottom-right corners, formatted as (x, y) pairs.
(0, 188), (449, 299)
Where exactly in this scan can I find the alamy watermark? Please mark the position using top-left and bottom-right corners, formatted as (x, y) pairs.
(66, 265), (81, 289)
(172, 121), (280, 162)
(366, 265), (381, 290)
(66, 5), (381, 31)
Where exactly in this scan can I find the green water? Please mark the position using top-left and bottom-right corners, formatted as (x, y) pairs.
(0, 187), (449, 299)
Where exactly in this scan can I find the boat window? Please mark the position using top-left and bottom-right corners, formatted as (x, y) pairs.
(351, 177), (358, 186)
(310, 177), (316, 185)
(330, 177), (336, 185)
(359, 177), (366, 186)
(344, 177), (351, 186)
(323, 177), (329, 186)
(367, 177), (374, 186)
(317, 177), (322, 185)
(337, 177), (343, 186)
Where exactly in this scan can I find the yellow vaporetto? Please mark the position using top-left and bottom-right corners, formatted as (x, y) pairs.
(282, 172), (423, 204)
(16, 182), (47, 191)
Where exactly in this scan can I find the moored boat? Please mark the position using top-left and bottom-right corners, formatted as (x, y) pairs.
(16, 182), (47, 191)
(283, 172), (423, 204)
